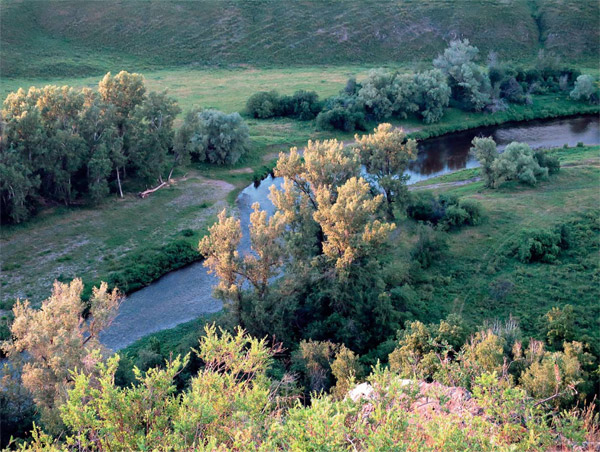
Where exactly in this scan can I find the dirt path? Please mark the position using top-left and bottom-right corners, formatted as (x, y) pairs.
(409, 177), (482, 191)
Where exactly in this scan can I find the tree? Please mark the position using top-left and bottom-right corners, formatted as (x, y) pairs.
(357, 69), (398, 120)
(433, 39), (491, 111)
(0, 148), (40, 223)
(200, 139), (397, 350)
(355, 123), (417, 217)
(246, 90), (281, 118)
(98, 71), (146, 130)
(314, 177), (395, 272)
(413, 69), (451, 123)
(357, 70), (418, 120)
(270, 139), (360, 258)
(570, 75), (599, 103)
(470, 136), (498, 187)
(79, 90), (118, 202)
(198, 206), (286, 326)
(2, 279), (122, 431)
(129, 91), (181, 183)
(98, 72), (148, 195)
(178, 109), (250, 165)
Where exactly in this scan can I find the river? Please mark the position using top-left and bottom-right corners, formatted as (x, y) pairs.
(100, 115), (599, 350)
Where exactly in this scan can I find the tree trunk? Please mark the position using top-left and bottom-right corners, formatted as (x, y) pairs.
(138, 181), (167, 198)
(116, 167), (124, 198)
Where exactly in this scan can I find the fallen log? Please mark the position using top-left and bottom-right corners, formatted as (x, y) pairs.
(139, 181), (167, 198)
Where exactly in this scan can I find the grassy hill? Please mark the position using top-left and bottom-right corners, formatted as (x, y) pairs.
(1, 0), (598, 78)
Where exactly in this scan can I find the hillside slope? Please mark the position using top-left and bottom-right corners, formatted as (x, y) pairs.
(1, 0), (598, 78)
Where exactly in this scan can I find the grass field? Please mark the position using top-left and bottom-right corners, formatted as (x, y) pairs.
(2, 1), (598, 79)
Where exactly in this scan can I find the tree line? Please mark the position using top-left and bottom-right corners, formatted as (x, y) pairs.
(0, 72), (251, 224)
(247, 40), (598, 132)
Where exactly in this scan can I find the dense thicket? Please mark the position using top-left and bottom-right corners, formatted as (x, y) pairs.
(0, 72), (181, 223)
(4, 318), (598, 450)
(246, 90), (322, 120)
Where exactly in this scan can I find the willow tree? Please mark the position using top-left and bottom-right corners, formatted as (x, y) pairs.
(355, 123), (417, 218)
(434, 39), (491, 111)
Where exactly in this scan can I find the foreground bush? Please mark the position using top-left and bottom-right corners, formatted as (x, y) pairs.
(13, 324), (597, 451)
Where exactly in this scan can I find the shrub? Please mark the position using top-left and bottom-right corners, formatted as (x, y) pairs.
(410, 224), (448, 268)
(316, 107), (366, 132)
(458, 199), (483, 225)
(533, 149), (560, 175)
(516, 228), (562, 263)
(407, 192), (442, 223)
(443, 205), (470, 228)
(543, 305), (575, 346)
(407, 193), (481, 228)
(570, 75), (599, 104)
(490, 142), (548, 187)
(246, 90), (322, 120)
(245, 90), (281, 118)
(284, 90), (322, 120)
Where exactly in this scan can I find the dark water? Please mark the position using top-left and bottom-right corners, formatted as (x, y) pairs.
(101, 115), (599, 350)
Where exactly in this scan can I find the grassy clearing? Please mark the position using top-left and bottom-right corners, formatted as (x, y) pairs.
(0, 172), (232, 306)
(397, 147), (600, 342)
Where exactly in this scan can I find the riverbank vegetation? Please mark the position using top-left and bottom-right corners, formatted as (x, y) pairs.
(3, 41), (598, 226)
